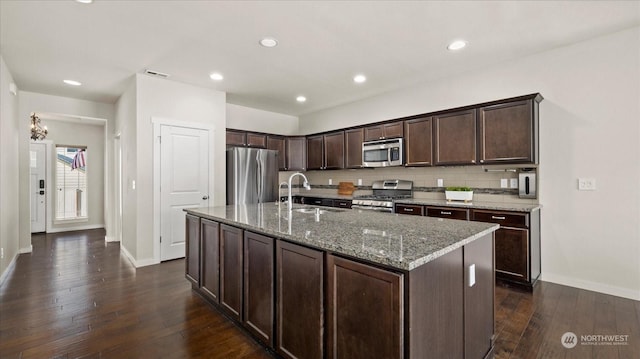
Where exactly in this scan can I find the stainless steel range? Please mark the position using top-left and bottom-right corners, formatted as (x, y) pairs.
(352, 180), (413, 213)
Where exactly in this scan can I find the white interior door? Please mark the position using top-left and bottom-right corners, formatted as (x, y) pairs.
(30, 142), (47, 233)
(160, 125), (209, 261)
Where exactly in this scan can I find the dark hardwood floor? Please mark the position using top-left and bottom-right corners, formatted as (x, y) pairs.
(1, 229), (638, 358)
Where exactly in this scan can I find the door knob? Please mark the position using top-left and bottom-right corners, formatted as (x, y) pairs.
(202, 195), (209, 200)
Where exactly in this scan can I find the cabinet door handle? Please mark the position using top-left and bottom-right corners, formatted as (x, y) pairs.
(491, 216), (506, 220)
(441, 211), (452, 215)
(404, 208), (413, 212)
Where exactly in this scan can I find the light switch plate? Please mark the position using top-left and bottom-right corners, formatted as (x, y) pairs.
(357, 179), (362, 186)
(132, 180), (136, 190)
(510, 178), (518, 188)
(437, 179), (443, 187)
(578, 178), (596, 190)
(468, 264), (476, 287)
(328, 179), (332, 185)
(500, 179), (508, 188)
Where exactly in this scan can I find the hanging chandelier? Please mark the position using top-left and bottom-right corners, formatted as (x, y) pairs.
(30, 112), (48, 141)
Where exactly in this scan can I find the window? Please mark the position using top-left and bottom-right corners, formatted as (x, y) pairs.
(56, 146), (87, 220)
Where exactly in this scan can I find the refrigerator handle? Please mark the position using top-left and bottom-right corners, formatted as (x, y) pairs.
(256, 153), (262, 203)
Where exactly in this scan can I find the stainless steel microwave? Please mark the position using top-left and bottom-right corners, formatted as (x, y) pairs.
(362, 138), (403, 167)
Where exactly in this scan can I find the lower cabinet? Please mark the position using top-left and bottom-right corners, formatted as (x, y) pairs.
(220, 224), (243, 321)
(201, 219), (220, 302)
(243, 231), (275, 347)
(185, 214), (200, 286)
(327, 255), (403, 359)
(276, 240), (324, 359)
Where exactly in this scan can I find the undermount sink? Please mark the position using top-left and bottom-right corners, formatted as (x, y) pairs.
(293, 207), (344, 214)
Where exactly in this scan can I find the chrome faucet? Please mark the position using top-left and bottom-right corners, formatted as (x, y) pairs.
(288, 172), (311, 211)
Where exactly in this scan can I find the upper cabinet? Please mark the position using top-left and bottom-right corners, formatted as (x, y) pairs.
(286, 137), (307, 171)
(344, 128), (364, 169)
(433, 109), (477, 166)
(307, 131), (344, 170)
(404, 117), (433, 166)
(267, 136), (287, 170)
(226, 130), (266, 148)
(478, 95), (541, 164)
(364, 121), (404, 141)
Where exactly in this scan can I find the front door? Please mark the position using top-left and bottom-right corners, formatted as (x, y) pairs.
(30, 142), (47, 233)
(160, 125), (209, 261)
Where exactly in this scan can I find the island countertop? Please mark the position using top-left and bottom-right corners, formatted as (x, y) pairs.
(185, 203), (498, 271)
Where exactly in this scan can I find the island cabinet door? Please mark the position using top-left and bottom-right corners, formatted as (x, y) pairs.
(276, 240), (324, 359)
(243, 231), (275, 347)
(185, 214), (200, 286)
(220, 224), (244, 322)
(463, 233), (495, 359)
(327, 255), (403, 359)
(200, 219), (220, 303)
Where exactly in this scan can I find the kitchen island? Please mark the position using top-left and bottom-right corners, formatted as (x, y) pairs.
(185, 203), (499, 359)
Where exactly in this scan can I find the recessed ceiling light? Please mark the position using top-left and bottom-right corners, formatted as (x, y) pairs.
(353, 74), (367, 84)
(209, 72), (224, 81)
(75, 0), (93, 4)
(259, 37), (278, 48)
(296, 96), (307, 103)
(447, 40), (467, 51)
(63, 79), (82, 86)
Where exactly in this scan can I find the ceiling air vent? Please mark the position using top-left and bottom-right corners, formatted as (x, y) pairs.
(144, 69), (170, 78)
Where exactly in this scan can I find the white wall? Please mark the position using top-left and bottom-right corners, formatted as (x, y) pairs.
(18, 92), (115, 251)
(133, 74), (226, 264)
(226, 103), (298, 135)
(0, 56), (20, 282)
(42, 120), (105, 232)
(300, 27), (640, 300)
(114, 77), (137, 258)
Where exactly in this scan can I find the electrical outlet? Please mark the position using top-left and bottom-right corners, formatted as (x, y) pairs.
(132, 180), (136, 190)
(357, 179), (362, 186)
(500, 179), (508, 188)
(1, 247), (4, 259)
(578, 178), (597, 191)
(437, 179), (444, 187)
(328, 179), (332, 185)
(510, 178), (518, 189)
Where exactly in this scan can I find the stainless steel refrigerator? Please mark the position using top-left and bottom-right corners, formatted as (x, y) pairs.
(226, 147), (279, 205)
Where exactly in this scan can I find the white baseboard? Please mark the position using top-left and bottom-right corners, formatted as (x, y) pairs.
(19, 245), (32, 254)
(104, 236), (119, 243)
(0, 252), (19, 287)
(541, 272), (640, 301)
(46, 224), (105, 234)
(120, 245), (159, 268)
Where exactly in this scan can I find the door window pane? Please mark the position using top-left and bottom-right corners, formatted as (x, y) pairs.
(56, 146), (87, 220)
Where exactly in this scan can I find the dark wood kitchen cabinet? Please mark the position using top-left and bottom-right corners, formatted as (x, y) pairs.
(395, 203), (424, 216)
(364, 120), (404, 141)
(185, 214), (200, 286)
(246, 132), (267, 148)
(226, 130), (247, 147)
(243, 231), (274, 347)
(306, 131), (344, 170)
(478, 94), (541, 164)
(433, 109), (477, 165)
(276, 240), (324, 359)
(327, 255), (403, 359)
(200, 219), (220, 303)
(404, 117), (433, 166)
(344, 128), (364, 168)
(471, 209), (540, 288)
(286, 137), (306, 171)
(220, 224), (243, 321)
(426, 206), (469, 220)
(267, 136), (287, 170)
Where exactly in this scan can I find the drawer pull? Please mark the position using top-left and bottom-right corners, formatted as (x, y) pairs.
(405, 208), (414, 212)
(441, 211), (452, 215)
(491, 216), (506, 220)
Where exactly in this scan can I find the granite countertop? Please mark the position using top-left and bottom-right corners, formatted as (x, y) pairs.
(186, 203), (498, 271)
(394, 198), (541, 212)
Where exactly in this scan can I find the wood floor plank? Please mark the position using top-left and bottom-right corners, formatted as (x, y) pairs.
(2, 229), (639, 359)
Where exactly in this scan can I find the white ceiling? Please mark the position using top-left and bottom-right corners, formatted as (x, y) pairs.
(1, 1), (639, 116)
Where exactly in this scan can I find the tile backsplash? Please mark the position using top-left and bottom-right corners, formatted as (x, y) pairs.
(279, 165), (539, 205)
